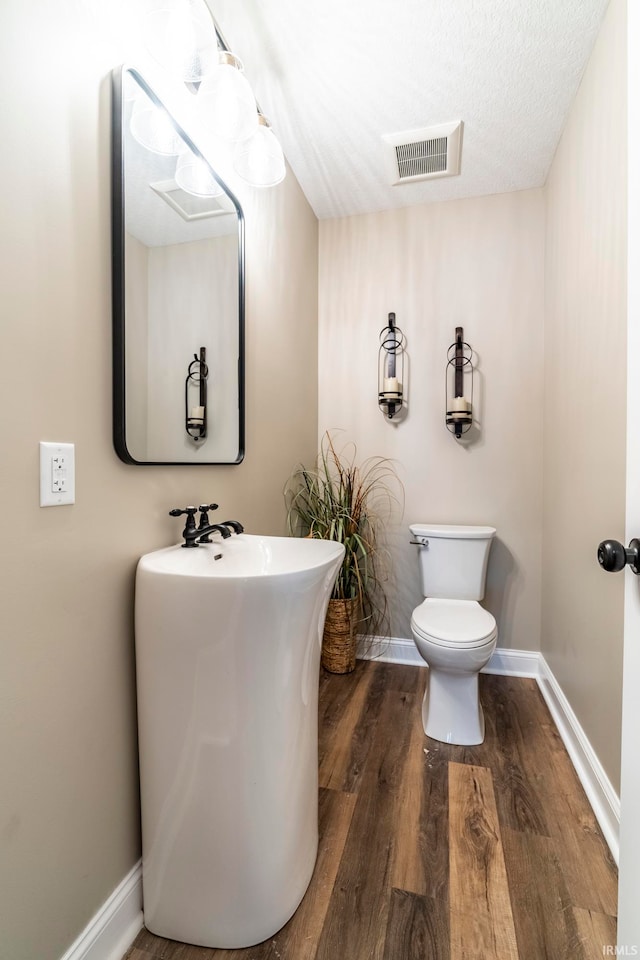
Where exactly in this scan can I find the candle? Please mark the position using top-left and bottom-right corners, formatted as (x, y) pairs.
(189, 406), (205, 421)
(383, 377), (402, 395)
(448, 397), (471, 412)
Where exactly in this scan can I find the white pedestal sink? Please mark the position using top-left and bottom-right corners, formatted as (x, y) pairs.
(134, 534), (344, 949)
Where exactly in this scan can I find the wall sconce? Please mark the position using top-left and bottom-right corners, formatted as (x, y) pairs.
(138, 0), (286, 190)
(186, 347), (208, 441)
(446, 326), (473, 439)
(378, 312), (406, 420)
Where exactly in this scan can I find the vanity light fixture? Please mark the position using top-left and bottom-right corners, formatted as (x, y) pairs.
(137, 0), (286, 189)
(143, 0), (219, 83)
(196, 51), (258, 143)
(129, 93), (188, 156)
(175, 149), (223, 196)
(378, 312), (406, 420)
(445, 326), (474, 439)
(234, 114), (286, 188)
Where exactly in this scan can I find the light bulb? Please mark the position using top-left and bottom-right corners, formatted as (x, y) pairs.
(197, 52), (258, 143)
(130, 95), (187, 156)
(143, 0), (218, 82)
(175, 150), (223, 197)
(234, 118), (286, 188)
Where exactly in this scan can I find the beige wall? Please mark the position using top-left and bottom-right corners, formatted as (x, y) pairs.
(543, 0), (627, 792)
(0, 2), (318, 959)
(319, 189), (545, 649)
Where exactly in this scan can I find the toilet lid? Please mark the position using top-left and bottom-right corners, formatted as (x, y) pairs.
(411, 599), (497, 648)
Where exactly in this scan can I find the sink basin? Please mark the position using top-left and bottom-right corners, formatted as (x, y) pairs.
(135, 534), (344, 949)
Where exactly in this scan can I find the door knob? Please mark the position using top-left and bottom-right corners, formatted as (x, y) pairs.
(597, 538), (640, 575)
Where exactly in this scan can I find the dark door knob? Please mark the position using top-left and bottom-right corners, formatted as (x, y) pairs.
(597, 538), (640, 575)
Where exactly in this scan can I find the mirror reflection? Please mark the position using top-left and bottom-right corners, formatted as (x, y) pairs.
(113, 67), (244, 464)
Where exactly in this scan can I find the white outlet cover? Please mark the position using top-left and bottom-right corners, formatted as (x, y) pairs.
(40, 441), (75, 507)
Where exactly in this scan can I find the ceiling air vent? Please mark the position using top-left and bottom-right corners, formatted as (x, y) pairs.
(149, 180), (229, 222)
(383, 121), (463, 185)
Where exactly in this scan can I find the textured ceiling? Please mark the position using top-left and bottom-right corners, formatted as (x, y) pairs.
(207, 0), (609, 219)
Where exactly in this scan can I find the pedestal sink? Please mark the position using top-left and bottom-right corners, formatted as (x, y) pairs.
(135, 534), (344, 949)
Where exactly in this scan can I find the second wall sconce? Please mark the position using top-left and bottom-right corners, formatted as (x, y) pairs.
(446, 326), (474, 438)
(378, 312), (406, 420)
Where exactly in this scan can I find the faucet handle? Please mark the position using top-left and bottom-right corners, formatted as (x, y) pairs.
(197, 503), (219, 542)
(170, 506), (201, 548)
(169, 506), (198, 518)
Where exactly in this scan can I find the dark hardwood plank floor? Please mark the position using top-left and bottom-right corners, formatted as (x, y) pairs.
(126, 663), (618, 960)
(449, 762), (519, 959)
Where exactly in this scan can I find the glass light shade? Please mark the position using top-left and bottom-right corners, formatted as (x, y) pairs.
(143, 0), (219, 82)
(234, 121), (286, 188)
(197, 55), (258, 143)
(130, 96), (187, 156)
(174, 150), (223, 197)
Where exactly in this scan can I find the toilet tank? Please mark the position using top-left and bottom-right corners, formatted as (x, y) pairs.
(410, 524), (496, 601)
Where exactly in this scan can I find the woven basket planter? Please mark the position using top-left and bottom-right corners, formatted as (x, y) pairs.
(321, 597), (360, 674)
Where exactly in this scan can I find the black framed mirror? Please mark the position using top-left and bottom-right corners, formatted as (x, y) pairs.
(112, 66), (245, 464)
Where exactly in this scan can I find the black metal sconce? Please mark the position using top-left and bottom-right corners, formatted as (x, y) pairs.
(378, 312), (406, 420)
(185, 347), (208, 441)
(446, 327), (473, 439)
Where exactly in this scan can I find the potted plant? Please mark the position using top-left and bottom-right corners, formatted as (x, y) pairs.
(285, 433), (401, 673)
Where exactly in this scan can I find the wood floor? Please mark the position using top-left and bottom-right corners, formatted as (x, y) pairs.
(126, 662), (618, 960)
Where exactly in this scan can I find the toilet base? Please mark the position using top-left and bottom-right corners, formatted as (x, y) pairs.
(422, 668), (485, 745)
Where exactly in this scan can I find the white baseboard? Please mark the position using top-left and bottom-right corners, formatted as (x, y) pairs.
(358, 634), (423, 667)
(537, 655), (620, 865)
(482, 646), (541, 678)
(59, 860), (143, 960)
(358, 636), (620, 862)
(358, 635), (540, 677)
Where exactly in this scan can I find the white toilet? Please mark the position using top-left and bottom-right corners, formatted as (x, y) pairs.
(409, 523), (497, 745)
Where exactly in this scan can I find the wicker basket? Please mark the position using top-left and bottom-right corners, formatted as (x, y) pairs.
(321, 597), (360, 674)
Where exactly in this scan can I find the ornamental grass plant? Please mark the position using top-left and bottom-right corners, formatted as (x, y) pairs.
(285, 432), (402, 643)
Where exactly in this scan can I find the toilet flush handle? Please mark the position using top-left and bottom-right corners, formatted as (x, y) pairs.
(597, 538), (640, 575)
(410, 537), (429, 547)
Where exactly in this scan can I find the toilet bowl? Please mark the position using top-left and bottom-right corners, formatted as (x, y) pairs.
(409, 524), (497, 746)
(411, 598), (497, 744)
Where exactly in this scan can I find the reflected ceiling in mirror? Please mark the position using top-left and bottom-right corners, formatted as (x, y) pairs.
(112, 66), (244, 465)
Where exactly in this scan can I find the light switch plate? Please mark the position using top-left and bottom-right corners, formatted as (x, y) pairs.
(40, 442), (75, 507)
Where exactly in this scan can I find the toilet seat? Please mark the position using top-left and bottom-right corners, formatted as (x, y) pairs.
(411, 598), (497, 649)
